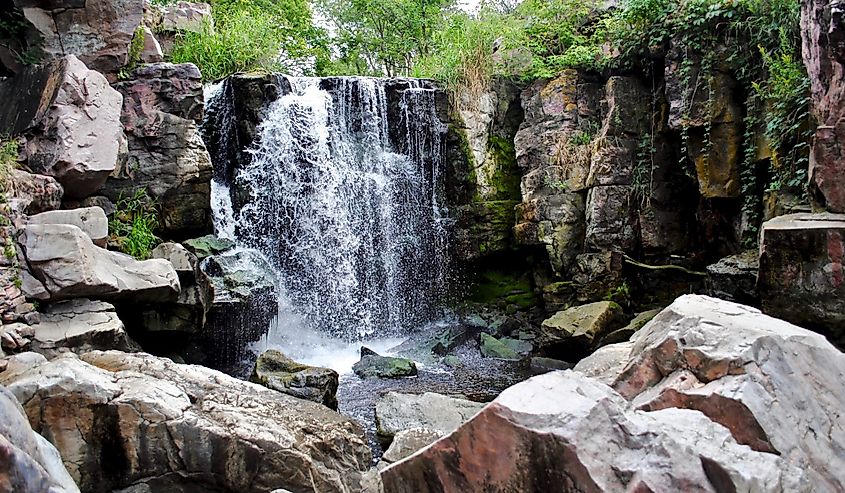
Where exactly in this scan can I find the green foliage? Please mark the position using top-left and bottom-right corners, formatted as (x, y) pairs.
(414, 9), (519, 99)
(754, 28), (810, 192)
(603, 282), (631, 307)
(318, 0), (454, 77)
(118, 27), (146, 80)
(170, 0), (329, 81)
(413, 1), (602, 94)
(633, 132), (655, 206)
(0, 137), (19, 193)
(109, 189), (160, 260)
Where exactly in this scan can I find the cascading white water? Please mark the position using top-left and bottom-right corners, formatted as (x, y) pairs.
(224, 76), (450, 342)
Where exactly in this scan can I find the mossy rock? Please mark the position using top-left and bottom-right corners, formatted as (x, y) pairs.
(183, 234), (235, 259)
(352, 349), (418, 379)
(250, 349), (339, 409)
(539, 301), (624, 348)
(479, 333), (524, 360)
(486, 135), (521, 201)
(470, 270), (537, 310)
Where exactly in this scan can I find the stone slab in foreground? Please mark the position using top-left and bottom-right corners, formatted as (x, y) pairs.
(0, 351), (371, 493)
(382, 295), (845, 492)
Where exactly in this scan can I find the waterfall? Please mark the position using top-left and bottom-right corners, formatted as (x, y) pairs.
(211, 76), (451, 342)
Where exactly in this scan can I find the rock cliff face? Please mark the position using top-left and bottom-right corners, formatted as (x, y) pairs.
(802, 0), (845, 212)
(14, 0), (144, 77)
(107, 63), (213, 239)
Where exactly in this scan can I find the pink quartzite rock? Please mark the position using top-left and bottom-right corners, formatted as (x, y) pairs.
(801, 0), (845, 212)
(14, 0), (144, 77)
(382, 295), (845, 492)
(0, 55), (124, 199)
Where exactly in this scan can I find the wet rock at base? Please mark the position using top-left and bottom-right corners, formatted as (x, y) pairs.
(0, 384), (80, 493)
(0, 350), (371, 493)
(382, 295), (844, 492)
(353, 348), (418, 379)
(251, 349), (339, 409)
(528, 356), (573, 375)
(375, 392), (484, 446)
(198, 249), (277, 367)
(479, 333), (526, 360)
(391, 325), (474, 361)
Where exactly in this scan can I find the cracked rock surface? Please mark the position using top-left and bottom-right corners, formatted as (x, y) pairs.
(0, 351), (371, 493)
(382, 295), (845, 492)
(0, 382), (79, 493)
(29, 299), (140, 358)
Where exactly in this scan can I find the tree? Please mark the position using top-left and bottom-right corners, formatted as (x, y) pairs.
(316, 0), (455, 76)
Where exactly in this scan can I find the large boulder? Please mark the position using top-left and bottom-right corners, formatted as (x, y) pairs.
(801, 0), (845, 212)
(538, 300), (623, 349)
(382, 295), (844, 491)
(353, 348), (417, 380)
(250, 349), (339, 409)
(705, 250), (759, 305)
(0, 351), (371, 493)
(375, 392), (484, 445)
(27, 207), (108, 247)
(14, 0), (144, 76)
(107, 63), (212, 239)
(382, 371), (806, 492)
(6, 170), (63, 216)
(759, 212), (845, 347)
(0, 383), (79, 493)
(0, 56), (124, 198)
(19, 223), (179, 302)
(159, 1), (213, 33)
(29, 299), (140, 358)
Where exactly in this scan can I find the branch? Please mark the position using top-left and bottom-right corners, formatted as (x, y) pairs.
(622, 255), (707, 277)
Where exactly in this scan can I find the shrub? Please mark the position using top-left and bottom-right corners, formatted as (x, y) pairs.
(0, 137), (19, 193)
(169, 0), (328, 81)
(109, 189), (160, 260)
